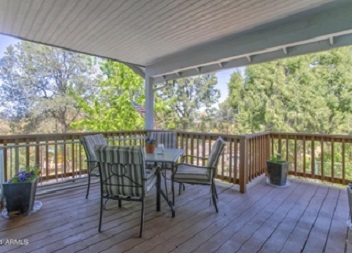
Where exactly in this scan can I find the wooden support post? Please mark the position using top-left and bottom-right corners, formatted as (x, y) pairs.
(239, 138), (248, 193)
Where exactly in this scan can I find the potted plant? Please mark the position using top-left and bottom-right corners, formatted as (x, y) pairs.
(145, 137), (156, 154)
(2, 165), (40, 218)
(266, 154), (289, 186)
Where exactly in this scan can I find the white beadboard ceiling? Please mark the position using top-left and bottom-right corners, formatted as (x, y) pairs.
(1, 0), (352, 82)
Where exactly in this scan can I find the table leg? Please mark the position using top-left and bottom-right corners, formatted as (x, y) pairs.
(156, 167), (175, 217)
(156, 168), (161, 212)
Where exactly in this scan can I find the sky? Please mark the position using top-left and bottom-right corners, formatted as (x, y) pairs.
(0, 34), (237, 103)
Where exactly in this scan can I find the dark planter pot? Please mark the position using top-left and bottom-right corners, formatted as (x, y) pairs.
(266, 161), (289, 186)
(3, 178), (37, 217)
(347, 187), (352, 228)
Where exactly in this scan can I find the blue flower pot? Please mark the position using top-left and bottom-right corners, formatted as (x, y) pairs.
(3, 178), (37, 217)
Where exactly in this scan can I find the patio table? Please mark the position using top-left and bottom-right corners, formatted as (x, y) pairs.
(145, 148), (184, 217)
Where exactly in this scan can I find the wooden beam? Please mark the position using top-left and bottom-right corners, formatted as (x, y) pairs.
(152, 32), (352, 83)
(147, 2), (352, 77)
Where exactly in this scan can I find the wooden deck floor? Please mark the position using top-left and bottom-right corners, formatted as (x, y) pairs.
(1, 177), (351, 253)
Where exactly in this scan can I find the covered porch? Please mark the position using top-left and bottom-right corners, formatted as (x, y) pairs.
(2, 1), (352, 252)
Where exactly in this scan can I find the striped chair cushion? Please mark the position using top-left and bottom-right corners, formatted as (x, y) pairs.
(81, 134), (107, 168)
(173, 164), (211, 184)
(207, 137), (226, 172)
(149, 131), (177, 169)
(95, 145), (156, 198)
(174, 136), (226, 184)
(150, 131), (177, 149)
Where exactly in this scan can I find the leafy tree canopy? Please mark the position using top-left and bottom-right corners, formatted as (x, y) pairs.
(70, 60), (145, 131)
(0, 41), (99, 133)
(155, 73), (220, 131)
(227, 46), (352, 134)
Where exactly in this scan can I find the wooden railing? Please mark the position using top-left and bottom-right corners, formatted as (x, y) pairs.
(270, 132), (352, 185)
(176, 131), (269, 193)
(1, 130), (351, 194)
(0, 131), (146, 186)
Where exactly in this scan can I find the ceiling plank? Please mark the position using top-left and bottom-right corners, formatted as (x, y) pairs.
(147, 2), (352, 77)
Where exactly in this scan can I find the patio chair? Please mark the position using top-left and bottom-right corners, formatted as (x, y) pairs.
(149, 131), (178, 171)
(95, 145), (158, 237)
(172, 136), (226, 213)
(150, 131), (184, 193)
(150, 131), (177, 149)
(81, 134), (107, 199)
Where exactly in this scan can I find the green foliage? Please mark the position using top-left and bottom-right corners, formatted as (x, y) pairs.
(216, 95), (237, 133)
(227, 46), (352, 135)
(155, 73), (220, 130)
(0, 41), (99, 133)
(10, 165), (40, 183)
(269, 155), (286, 163)
(70, 60), (145, 131)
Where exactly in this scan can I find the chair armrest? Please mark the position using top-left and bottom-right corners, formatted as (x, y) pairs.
(180, 155), (208, 163)
(173, 163), (214, 176)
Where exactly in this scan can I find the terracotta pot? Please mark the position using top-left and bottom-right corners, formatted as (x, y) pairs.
(145, 144), (156, 154)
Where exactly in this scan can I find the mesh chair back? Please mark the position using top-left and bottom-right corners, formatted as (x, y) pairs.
(150, 131), (177, 149)
(81, 134), (107, 168)
(207, 137), (226, 176)
(95, 145), (146, 198)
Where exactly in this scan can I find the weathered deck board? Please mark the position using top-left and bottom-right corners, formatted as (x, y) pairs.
(0, 178), (350, 253)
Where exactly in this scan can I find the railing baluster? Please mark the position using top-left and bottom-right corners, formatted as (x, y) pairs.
(26, 138), (30, 167)
(294, 136), (297, 175)
(234, 138), (238, 183)
(45, 140), (49, 181)
(63, 138), (67, 179)
(15, 138), (19, 172)
(3, 141), (8, 181)
(202, 134), (206, 166)
(321, 138), (324, 181)
(71, 136), (75, 179)
(311, 139), (315, 177)
(285, 135), (289, 162)
(54, 139), (58, 182)
(229, 139), (233, 183)
(342, 139), (346, 185)
(303, 136), (306, 177)
(331, 140), (334, 183)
